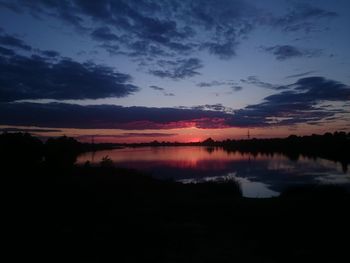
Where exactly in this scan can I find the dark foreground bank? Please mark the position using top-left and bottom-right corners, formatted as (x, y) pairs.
(2, 132), (350, 262)
(4, 163), (350, 263)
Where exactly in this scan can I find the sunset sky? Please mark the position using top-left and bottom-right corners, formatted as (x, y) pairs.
(0, 0), (350, 142)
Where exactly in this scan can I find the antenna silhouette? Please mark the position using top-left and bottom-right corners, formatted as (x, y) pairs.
(247, 130), (250, 140)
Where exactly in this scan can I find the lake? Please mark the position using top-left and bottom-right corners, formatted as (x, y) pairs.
(77, 146), (350, 198)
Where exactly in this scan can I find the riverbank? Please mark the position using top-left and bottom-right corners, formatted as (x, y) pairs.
(2, 132), (350, 262)
(5, 164), (350, 263)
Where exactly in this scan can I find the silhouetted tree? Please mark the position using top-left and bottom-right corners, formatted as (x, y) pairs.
(100, 155), (114, 168)
(45, 136), (83, 167)
(0, 132), (44, 167)
(202, 137), (215, 146)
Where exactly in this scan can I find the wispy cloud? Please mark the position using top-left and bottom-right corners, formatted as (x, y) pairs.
(285, 71), (317, 79)
(262, 45), (322, 60)
(149, 58), (202, 80)
(240, 76), (278, 89)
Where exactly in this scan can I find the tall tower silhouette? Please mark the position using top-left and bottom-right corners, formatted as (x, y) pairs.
(247, 130), (250, 140)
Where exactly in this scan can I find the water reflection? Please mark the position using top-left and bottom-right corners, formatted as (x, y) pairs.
(179, 173), (279, 198)
(77, 146), (350, 197)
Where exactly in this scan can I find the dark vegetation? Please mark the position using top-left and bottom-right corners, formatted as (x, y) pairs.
(219, 132), (350, 173)
(2, 132), (350, 262)
(125, 132), (350, 172)
(88, 132), (350, 172)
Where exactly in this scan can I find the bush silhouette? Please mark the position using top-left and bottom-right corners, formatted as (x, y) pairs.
(0, 132), (44, 167)
(100, 155), (114, 168)
(45, 136), (83, 167)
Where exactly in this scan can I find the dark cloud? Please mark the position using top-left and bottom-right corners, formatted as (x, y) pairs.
(262, 45), (322, 60)
(149, 85), (175, 97)
(165, 41), (194, 53)
(40, 50), (60, 58)
(7, 0), (85, 30)
(0, 1), (22, 12)
(196, 80), (242, 92)
(291, 77), (350, 101)
(73, 0), (112, 20)
(99, 43), (120, 55)
(0, 30), (60, 58)
(190, 104), (232, 113)
(263, 45), (302, 60)
(273, 3), (338, 33)
(185, 0), (256, 58)
(285, 71), (317, 79)
(0, 77), (348, 129)
(77, 133), (177, 139)
(230, 77), (350, 127)
(197, 80), (235, 88)
(133, 16), (186, 44)
(91, 26), (119, 41)
(0, 127), (61, 133)
(197, 81), (223, 88)
(0, 102), (231, 130)
(231, 86), (243, 92)
(123, 40), (173, 58)
(0, 52), (139, 102)
(149, 58), (202, 79)
(0, 0), (338, 66)
(0, 46), (15, 56)
(150, 85), (175, 96)
(0, 0), (259, 60)
(0, 33), (32, 51)
(149, 85), (164, 91)
(231, 101), (334, 127)
(240, 76), (278, 89)
(202, 41), (237, 59)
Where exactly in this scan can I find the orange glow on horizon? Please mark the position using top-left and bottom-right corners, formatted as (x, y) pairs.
(1, 121), (349, 143)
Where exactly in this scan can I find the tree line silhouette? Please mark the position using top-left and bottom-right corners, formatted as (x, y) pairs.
(111, 131), (350, 172)
(219, 132), (350, 172)
(0, 132), (119, 167)
(1, 131), (349, 171)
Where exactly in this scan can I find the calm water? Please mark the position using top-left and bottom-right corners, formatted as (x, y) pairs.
(77, 146), (350, 198)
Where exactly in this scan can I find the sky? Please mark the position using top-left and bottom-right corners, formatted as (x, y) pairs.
(0, 0), (349, 142)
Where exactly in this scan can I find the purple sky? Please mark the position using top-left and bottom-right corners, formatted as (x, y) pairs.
(0, 0), (349, 142)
